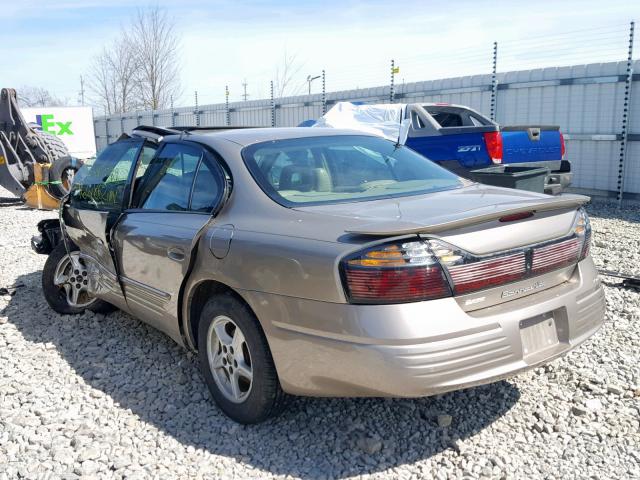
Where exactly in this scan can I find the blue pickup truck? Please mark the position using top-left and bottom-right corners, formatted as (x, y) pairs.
(312, 102), (571, 194)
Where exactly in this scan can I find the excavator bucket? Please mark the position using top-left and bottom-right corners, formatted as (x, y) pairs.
(22, 162), (61, 210)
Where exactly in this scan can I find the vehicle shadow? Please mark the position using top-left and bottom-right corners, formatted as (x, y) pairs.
(3, 270), (520, 478)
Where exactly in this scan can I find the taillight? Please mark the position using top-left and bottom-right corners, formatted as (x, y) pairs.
(448, 253), (527, 294)
(531, 237), (581, 275)
(429, 240), (527, 295)
(573, 208), (591, 260)
(430, 208), (590, 295)
(531, 208), (591, 272)
(483, 131), (503, 164)
(341, 240), (451, 304)
(560, 132), (566, 159)
(342, 210), (592, 304)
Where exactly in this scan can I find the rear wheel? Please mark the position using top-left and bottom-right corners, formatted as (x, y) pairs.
(197, 293), (287, 424)
(42, 243), (114, 315)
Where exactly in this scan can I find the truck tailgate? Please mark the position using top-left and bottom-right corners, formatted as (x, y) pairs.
(501, 126), (563, 164)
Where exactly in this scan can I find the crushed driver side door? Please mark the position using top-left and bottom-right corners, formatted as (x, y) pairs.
(62, 138), (157, 310)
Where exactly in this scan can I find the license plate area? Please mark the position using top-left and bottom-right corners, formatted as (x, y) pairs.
(520, 312), (559, 358)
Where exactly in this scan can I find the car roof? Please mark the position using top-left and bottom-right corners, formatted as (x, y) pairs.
(192, 127), (377, 147)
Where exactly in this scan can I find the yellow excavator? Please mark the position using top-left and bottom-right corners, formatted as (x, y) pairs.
(0, 88), (83, 210)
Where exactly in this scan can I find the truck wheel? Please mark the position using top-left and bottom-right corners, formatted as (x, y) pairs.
(42, 243), (114, 315)
(37, 131), (69, 160)
(48, 156), (83, 198)
(197, 293), (287, 424)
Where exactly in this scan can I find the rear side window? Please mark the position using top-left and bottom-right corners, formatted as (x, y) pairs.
(190, 158), (224, 213)
(135, 143), (225, 213)
(138, 144), (201, 211)
(70, 140), (142, 212)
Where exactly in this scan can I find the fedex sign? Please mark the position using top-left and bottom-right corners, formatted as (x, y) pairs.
(36, 114), (73, 136)
(22, 106), (96, 158)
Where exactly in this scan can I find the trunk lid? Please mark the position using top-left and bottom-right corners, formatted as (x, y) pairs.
(296, 184), (587, 254)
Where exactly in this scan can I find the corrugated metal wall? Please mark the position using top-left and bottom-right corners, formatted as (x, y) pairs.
(94, 60), (639, 195)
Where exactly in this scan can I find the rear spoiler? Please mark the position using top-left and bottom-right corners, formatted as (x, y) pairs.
(345, 194), (590, 236)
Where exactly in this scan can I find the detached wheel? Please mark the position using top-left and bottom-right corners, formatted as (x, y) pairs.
(48, 156), (83, 198)
(198, 293), (287, 424)
(42, 243), (114, 315)
(35, 131), (82, 198)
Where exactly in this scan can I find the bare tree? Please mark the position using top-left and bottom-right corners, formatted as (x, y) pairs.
(273, 51), (305, 98)
(130, 6), (181, 110)
(87, 50), (115, 114)
(17, 86), (68, 108)
(88, 36), (140, 114)
(86, 6), (181, 114)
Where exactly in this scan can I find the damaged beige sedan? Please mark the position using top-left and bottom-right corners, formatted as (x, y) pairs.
(32, 126), (605, 423)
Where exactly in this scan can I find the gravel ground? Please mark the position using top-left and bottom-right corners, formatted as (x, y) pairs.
(0, 189), (639, 479)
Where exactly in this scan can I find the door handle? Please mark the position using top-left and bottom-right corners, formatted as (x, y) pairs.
(167, 247), (185, 262)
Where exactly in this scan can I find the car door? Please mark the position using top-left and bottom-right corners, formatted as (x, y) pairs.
(63, 138), (157, 310)
(112, 141), (228, 339)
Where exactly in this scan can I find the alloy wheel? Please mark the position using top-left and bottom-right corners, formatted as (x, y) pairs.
(53, 251), (96, 308)
(206, 315), (253, 403)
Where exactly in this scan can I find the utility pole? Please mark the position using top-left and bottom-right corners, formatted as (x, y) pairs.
(241, 79), (249, 101)
(78, 75), (85, 106)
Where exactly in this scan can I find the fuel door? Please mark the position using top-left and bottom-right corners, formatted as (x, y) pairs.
(208, 224), (234, 259)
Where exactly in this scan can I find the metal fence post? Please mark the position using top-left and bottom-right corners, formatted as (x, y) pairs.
(490, 41), (498, 122)
(104, 115), (109, 146)
(322, 69), (326, 114)
(195, 90), (200, 127)
(270, 81), (275, 127)
(390, 59), (396, 103)
(170, 95), (175, 127)
(617, 21), (635, 206)
(225, 85), (230, 126)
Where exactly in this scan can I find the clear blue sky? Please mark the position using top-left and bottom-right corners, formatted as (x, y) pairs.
(1, 0), (636, 109)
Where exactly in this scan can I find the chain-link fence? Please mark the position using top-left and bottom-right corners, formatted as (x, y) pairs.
(94, 22), (637, 199)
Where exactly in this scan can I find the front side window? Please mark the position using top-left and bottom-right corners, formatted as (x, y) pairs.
(243, 135), (463, 206)
(70, 140), (142, 211)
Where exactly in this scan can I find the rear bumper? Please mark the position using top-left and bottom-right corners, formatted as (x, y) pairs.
(240, 257), (604, 397)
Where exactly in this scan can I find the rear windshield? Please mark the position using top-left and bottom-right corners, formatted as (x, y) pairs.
(242, 135), (463, 206)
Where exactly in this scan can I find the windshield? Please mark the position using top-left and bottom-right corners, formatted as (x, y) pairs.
(242, 135), (463, 206)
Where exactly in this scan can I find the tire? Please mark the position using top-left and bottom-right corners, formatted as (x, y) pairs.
(35, 131), (82, 198)
(42, 243), (115, 315)
(48, 156), (84, 198)
(197, 293), (287, 424)
(37, 131), (69, 159)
